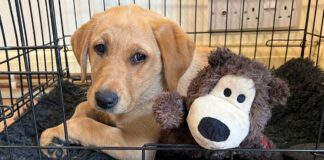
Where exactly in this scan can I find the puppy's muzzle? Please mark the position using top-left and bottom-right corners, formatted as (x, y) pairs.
(198, 117), (230, 142)
(95, 90), (119, 110)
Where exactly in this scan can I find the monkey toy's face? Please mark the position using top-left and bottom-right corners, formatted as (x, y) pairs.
(187, 75), (256, 149)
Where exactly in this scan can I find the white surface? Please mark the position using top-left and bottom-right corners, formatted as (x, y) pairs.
(209, 0), (298, 30)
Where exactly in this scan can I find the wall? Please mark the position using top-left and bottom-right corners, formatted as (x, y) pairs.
(0, 0), (324, 74)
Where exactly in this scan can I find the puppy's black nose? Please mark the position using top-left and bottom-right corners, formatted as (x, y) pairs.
(95, 90), (118, 110)
(198, 117), (230, 142)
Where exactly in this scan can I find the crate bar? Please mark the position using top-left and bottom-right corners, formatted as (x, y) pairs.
(187, 28), (304, 34)
(0, 145), (144, 150)
(0, 17), (15, 141)
(224, 0), (229, 47)
(144, 143), (200, 148)
(268, 0), (278, 69)
(239, 0), (245, 55)
(284, 0), (295, 62)
(0, 144), (321, 153)
(164, 0), (166, 16)
(28, 0), (41, 85)
(143, 144), (324, 153)
(45, 0), (55, 80)
(0, 47), (63, 66)
(7, 0), (24, 118)
(230, 151), (234, 160)
(301, 0), (312, 58)
(142, 144), (146, 160)
(266, 39), (303, 48)
(88, 0), (91, 19)
(148, 0), (151, 9)
(315, 11), (324, 157)
(0, 46), (63, 65)
(60, 29), (303, 37)
(58, 0), (70, 78)
(316, 10), (324, 66)
(0, 45), (63, 50)
(37, 0), (49, 83)
(19, 0), (32, 71)
(0, 71), (58, 74)
(0, 17), (14, 114)
(103, 0), (106, 11)
(316, 93), (324, 158)
(0, 92), (13, 159)
(49, 0), (55, 78)
(309, 0), (319, 59)
(48, 0), (71, 159)
(0, 19), (13, 159)
(142, 148), (145, 160)
(208, 0), (213, 47)
(307, 32), (324, 38)
(0, 36), (66, 49)
(193, 0), (197, 42)
(73, 0), (78, 29)
(253, 0), (262, 60)
(14, 0), (41, 159)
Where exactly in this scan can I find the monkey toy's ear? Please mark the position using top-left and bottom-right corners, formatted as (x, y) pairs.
(208, 47), (234, 67)
(268, 77), (290, 107)
(152, 92), (186, 129)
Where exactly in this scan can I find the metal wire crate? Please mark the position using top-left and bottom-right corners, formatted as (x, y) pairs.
(0, 0), (324, 159)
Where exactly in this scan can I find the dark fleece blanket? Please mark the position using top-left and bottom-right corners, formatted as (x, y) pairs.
(0, 82), (113, 160)
(266, 58), (324, 147)
(0, 58), (323, 160)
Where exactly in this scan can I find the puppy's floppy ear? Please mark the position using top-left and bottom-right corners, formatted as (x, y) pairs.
(268, 77), (290, 106)
(151, 19), (195, 91)
(71, 20), (96, 82)
(208, 47), (233, 67)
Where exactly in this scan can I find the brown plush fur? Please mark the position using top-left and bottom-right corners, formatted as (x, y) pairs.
(153, 48), (289, 160)
(153, 92), (186, 129)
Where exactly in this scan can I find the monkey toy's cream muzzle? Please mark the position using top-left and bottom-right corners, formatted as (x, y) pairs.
(187, 95), (250, 149)
(187, 75), (256, 149)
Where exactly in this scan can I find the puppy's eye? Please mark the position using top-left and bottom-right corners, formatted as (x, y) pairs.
(223, 88), (231, 97)
(130, 53), (146, 64)
(237, 94), (246, 103)
(94, 44), (106, 55)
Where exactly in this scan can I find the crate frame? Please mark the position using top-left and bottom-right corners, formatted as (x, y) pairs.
(0, 0), (324, 159)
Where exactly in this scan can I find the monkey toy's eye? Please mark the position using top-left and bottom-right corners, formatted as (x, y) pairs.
(223, 88), (232, 97)
(237, 94), (246, 103)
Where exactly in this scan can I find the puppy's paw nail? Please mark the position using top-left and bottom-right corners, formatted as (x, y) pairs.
(48, 145), (55, 154)
(55, 148), (64, 158)
(46, 138), (67, 158)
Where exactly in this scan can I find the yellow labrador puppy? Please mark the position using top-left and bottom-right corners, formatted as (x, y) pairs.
(40, 4), (195, 160)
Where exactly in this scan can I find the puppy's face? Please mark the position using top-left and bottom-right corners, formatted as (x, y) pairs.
(87, 17), (163, 114)
(71, 5), (195, 115)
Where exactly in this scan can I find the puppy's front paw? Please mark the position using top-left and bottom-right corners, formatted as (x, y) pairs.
(153, 91), (185, 129)
(40, 128), (67, 159)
